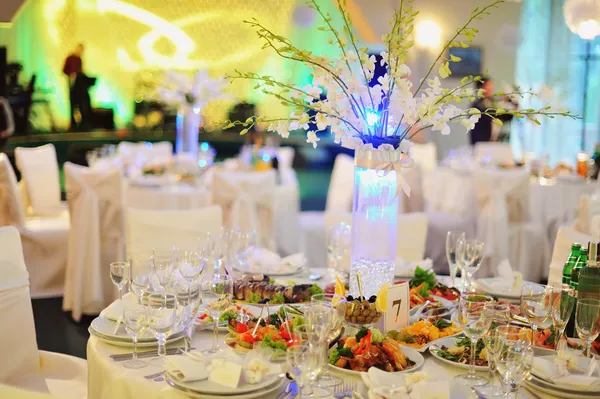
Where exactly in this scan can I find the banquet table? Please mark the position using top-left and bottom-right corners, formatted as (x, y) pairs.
(127, 183), (211, 210)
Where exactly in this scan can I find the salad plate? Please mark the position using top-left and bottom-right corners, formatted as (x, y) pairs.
(428, 336), (488, 371)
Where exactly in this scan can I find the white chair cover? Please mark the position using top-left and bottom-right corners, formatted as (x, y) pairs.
(274, 182), (301, 256)
(575, 194), (600, 235)
(401, 164), (425, 213)
(62, 163), (125, 321)
(0, 153), (26, 228)
(126, 206), (223, 257)
(276, 147), (295, 169)
(0, 226), (40, 383)
(15, 144), (63, 216)
(397, 213), (428, 262)
(473, 142), (514, 164)
(325, 154), (354, 212)
(211, 170), (276, 250)
(548, 227), (593, 286)
(409, 142), (437, 173)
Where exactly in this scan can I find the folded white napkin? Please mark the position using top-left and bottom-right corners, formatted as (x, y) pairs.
(496, 259), (522, 292)
(164, 356), (209, 382)
(249, 248), (305, 273)
(394, 258), (432, 277)
(99, 292), (137, 321)
(363, 369), (446, 399)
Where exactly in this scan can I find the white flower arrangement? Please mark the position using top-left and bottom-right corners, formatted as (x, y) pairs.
(157, 70), (229, 110)
(225, 0), (576, 151)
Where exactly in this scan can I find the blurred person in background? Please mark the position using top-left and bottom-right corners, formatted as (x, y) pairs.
(0, 96), (15, 153)
(63, 43), (94, 131)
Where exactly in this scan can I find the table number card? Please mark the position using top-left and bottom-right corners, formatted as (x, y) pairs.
(377, 282), (409, 333)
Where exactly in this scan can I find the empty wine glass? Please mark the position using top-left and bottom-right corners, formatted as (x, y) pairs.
(446, 231), (466, 288)
(123, 303), (148, 369)
(236, 229), (257, 274)
(129, 255), (151, 304)
(496, 326), (534, 399)
(171, 279), (202, 352)
(287, 325), (330, 398)
(202, 274), (233, 353)
(151, 248), (175, 294)
(550, 284), (576, 348)
(326, 223), (351, 283)
(110, 262), (129, 300)
(458, 239), (484, 292)
(520, 285), (553, 345)
(575, 298), (600, 358)
(178, 249), (206, 284)
(486, 302), (512, 327)
(455, 294), (494, 387)
(146, 292), (177, 365)
(481, 327), (505, 396)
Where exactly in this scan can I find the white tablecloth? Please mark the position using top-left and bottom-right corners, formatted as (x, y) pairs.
(127, 183), (211, 210)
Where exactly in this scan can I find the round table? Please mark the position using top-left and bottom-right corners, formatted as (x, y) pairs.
(127, 183), (211, 210)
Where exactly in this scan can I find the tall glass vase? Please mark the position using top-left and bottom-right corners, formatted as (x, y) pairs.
(349, 146), (400, 298)
(175, 105), (202, 157)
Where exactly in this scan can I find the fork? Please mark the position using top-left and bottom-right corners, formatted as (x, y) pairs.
(143, 370), (166, 380)
(333, 380), (357, 399)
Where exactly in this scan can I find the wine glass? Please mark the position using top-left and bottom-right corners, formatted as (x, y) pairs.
(122, 303), (148, 369)
(550, 284), (576, 348)
(460, 239), (484, 292)
(171, 279), (202, 352)
(496, 326), (534, 399)
(575, 298), (600, 358)
(146, 292), (177, 365)
(287, 325), (331, 398)
(151, 248), (175, 294)
(454, 294), (494, 387)
(486, 302), (511, 327)
(110, 262), (129, 300)
(178, 249), (206, 285)
(236, 229), (257, 274)
(202, 274), (233, 353)
(520, 284), (553, 345)
(129, 255), (151, 304)
(446, 231), (466, 288)
(326, 223), (351, 283)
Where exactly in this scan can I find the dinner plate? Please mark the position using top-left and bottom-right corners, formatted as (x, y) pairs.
(428, 336), (488, 371)
(91, 316), (184, 342)
(165, 368), (281, 396)
(475, 278), (544, 300)
(233, 265), (302, 277)
(328, 345), (424, 376)
(166, 376), (283, 399)
(526, 374), (600, 398)
(88, 327), (184, 347)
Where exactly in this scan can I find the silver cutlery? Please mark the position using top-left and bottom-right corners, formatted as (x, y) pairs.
(277, 381), (298, 399)
(334, 380), (357, 399)
(111, 347), (190, 361)
(143, 370), (166, 380)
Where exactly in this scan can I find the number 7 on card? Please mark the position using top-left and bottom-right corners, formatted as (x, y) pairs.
(380, 282), (409, 332)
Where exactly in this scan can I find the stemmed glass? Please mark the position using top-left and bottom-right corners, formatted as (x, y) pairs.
(495, 326), (534, 399)
(151, 248), (175, 294)
(575, 298), (600, 358)
(446, 231), (465, 289)
(171, 280), (202, 352)
(550, 284), (576, 348)
(202, 274), (233, 353)
(178, 249), (206, 286)
(146, 292), (177, 365)
(123, 303), (148, 369)
(520, 285), (553, 344)
(326, 223), (352, 283)
(458, 239), (484, 292)
(454, 294), (494, 387)
(236, 229), (257, 274)
(287, 325), (331, 398)
(110, 262), (129, 300)
(129, 255), (151, 304)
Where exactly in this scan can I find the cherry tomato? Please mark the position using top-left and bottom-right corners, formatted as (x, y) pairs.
(280, 330), (291, 341)
(236, 323), (249, 333)
(240, 333), (256, 344)
(199, 314), (208, 320)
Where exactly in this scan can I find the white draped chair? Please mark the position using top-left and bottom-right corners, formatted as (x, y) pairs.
(473, 142), (514, 165)
(0, 154), (68, 298)
(409, 142), (437, 173)
(575, 194), (600, 235)
(396, 213), (428, 262)
(548, 226), (593, 286)
(276, 147), (295, 169)
(14, 144), (66, 217)
(0, 226), (87, 398)
(62, 163), (125, 321)
(472, 169), (547, 282)
(274, 170), (302, 256)
(300, 154), (354, 268)
(424, 167), (478, 274)
(126, 206), (223, 258)
(211, 170), (276, 250)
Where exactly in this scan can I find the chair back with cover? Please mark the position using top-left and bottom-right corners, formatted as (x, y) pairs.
(63, 163), (125, 321)
(396, 213), (428, 262)
(211, 170), (276, 249)
(0, 153), (25, 228)
(15, 144), (62, 216)
(409, 142), (437, 173)
(474, 142), (514, 165)
(0, 226), (40, 383)
(575, 194), (600, 235)
(325, 154), (354, 213)
(426, 167), (477, 216)
(548, 227), (593, 286)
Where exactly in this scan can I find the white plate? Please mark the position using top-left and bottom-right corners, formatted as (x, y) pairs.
(88, 327), (184, 347)
(166, 376), (283, 399)
(90, 316), (184, 342)
(233, 265), (302, 277)
(476, 278), (545, 300)
(526, 375), (600, 398)
(328, 345), (424, 376)
(394, 259), (433, 278)
(165, 369), (281, 396)
(396, 327), (463, 353)
(428, 336), (488, 371)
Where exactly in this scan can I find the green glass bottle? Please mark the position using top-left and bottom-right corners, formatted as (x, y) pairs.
(563, 243), (581, 286)
(579, 241), (600, 302)
(571, 247), (588, 291)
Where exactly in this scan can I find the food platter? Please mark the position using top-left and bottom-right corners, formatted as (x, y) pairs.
(428, 336), (488, 371)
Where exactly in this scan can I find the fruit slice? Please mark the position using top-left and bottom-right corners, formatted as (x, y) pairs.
(334, 277), (345, 305)
(375, 283), (389, 312)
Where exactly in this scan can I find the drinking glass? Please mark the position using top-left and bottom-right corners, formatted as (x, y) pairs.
(171, 280), (202, 352)
(486, 302), (511, 327)
(110, 262), (129, 300)
(236, 229), (257, 273)
(496, 326), (534, 399)
(202, 274), (233, 353)
(123, 303), (148, 369)
(129, 255), (151, 304)
(575, 298), (600, 358)
(178, 249), (206, 284)
(146, 292), (177, 365)
(198, 231), (216, 258)
(454, 294), (494, 387)
(550, 284), (576, 348)
(446, 231), (465, 288)
(459, 239), (484, 292)
(326, 223), (351, 283)
(520, 284), (553, 344)
(151, 248), (175, 294)
(480, 323), (506, 396)
(287, 325), (330, 398)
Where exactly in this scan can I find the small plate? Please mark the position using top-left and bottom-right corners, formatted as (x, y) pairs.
(165, 368), (281, 396)
(476, 278), (544, 300)
(428, 336), (488, 371)
(328, 345), (424, 376)
(166, 376), (283, 399)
